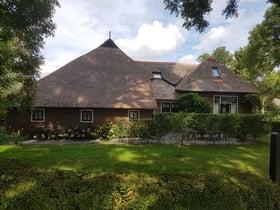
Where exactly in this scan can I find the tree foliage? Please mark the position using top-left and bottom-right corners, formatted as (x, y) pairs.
(164, 0), (279, 32)
(231, 5), (280, 113)
(176, 93), (211, 113)
(197, 46), (234, 68)
(0, 0), (59, 116)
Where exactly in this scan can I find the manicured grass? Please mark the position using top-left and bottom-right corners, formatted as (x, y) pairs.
(0, 143), (270, 177)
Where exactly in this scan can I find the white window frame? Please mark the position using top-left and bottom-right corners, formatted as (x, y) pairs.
(128, 110), (140, 121)
(80, 109), (94, 123)
(213, 95), (238, 114)
(31, 108), (45, 122)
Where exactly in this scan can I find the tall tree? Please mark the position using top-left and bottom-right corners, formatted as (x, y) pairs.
(231, 5), (280, 113)
(197, 46), (234, 68)
(0, 0), (60, 116)
(164, 0), (279, 32)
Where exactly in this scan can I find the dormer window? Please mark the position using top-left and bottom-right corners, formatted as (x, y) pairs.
(212, 67), (221, 78)
(153, 72), (162, 79)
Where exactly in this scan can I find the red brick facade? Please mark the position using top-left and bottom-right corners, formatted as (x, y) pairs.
(7, 108), (154, 135)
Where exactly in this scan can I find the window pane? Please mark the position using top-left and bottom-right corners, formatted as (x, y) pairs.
(32, 110), (44, 121)
(221, 96), (231, 104)
(232, 97), (237, 104)
(171, 103), (179, 112)
(82, 111), (93, 122)
(129, 111), (139, 120)
(162, 103), (170, 112)
(153, 72), (162, 79)
(214, 96), (220, 103)
(212, 67), (220, 77)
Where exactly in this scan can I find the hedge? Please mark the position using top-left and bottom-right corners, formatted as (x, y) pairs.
(31, 113), (273, 142)
(1, 158), (279, 210)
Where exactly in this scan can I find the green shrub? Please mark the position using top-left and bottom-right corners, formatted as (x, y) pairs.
(145, 113), (269, 142)
(130, 120), (151, 138)
(148, 112), (173, 142)
(237, 114), (269, 141)
(0, 127), (24, 144)
(1, 158), (279, 210)
(109, 119), (130, 138)
(176, 93), (211, 113)
(271, 120), (280, 133)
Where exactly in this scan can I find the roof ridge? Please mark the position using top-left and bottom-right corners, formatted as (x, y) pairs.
(136, 60), (197, 66)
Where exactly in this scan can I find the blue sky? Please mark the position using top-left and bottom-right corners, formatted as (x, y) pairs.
(40, 0), (271, 77)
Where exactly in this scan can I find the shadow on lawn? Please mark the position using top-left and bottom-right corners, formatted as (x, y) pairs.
(0, 143), (270, 177)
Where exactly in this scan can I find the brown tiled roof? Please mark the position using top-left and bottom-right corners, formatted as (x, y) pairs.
(36, 39), (157, 109)
(175, 58), (259, 94)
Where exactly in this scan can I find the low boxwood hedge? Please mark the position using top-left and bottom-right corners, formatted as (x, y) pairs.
(1, 158), (279, 210)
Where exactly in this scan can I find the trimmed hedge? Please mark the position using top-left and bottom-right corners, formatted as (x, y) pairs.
(1, 158), (279, 210)
(32, 113), (273, 142)
(148, 113), (270, 142)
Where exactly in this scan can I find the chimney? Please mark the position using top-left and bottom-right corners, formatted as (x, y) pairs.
(207, 56), (216, 61)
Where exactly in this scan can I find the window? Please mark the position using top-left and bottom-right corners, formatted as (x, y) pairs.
(161, 102), (179, 112)
(128, 110), (139, 120)
(212, 67), (221, 78)
(152, 72), (162, 79)
(171, 103), (179, 112)
(81, 109), (93, 122)
(162, 103), (171, 112)
(31, 109), (45, 122)
(213, 96), (238, 114)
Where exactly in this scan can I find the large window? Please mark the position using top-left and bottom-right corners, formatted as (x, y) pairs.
(128, 110), (140, 120)
(161, 102), (179, 112)
(31, 109), (45, 122)
(213, 96), (238, 114)
(81, 109), (93, 122)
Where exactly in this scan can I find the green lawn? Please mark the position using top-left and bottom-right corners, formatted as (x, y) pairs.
(0, 143), (270, 177)
(1, 143), (279, 210)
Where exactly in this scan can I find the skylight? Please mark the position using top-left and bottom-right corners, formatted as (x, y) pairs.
(212, 67), (221, 78)
(153, 72), (162, 79)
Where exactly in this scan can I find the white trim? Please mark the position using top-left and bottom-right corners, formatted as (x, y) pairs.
(31, 108), (45, 122)
(128, 110), (140, 120)
(212, 95), (238, 114)
(80, 109), (94, 123)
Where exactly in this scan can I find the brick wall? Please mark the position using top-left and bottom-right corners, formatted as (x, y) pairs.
(6, 108), (154, 135)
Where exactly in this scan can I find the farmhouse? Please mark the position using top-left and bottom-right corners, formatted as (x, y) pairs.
(7, 39), (258, 134)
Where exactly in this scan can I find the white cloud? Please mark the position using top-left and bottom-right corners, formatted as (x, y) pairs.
(39, 0), (271, 76)
(117, 21), (184, 60)
(179, 54), (198, 64)
(193, 26), (228, 51)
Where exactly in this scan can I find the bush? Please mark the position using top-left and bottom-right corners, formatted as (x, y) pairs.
(31, 113), (271, 142)
(148, 112), (173, 142)
(146, 113), (269, 142)
(271, 120), (280, 133)
(176, 93), (211, 113)
(1, 158), (279, 210)
(0, 127), (24, 144)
